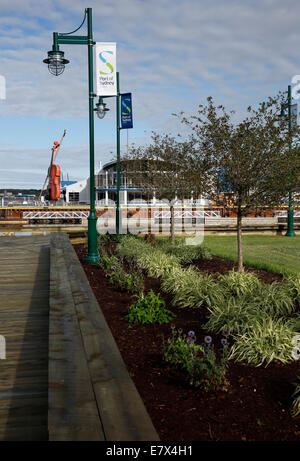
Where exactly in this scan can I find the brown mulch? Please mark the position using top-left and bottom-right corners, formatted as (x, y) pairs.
(73, 244), (300, 441)
(189, 255), (283, 284)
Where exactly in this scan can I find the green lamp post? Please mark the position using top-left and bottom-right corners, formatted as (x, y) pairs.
(279, 85), (296, 237)
(43, 7), (100, 262)
(95, 72), (122, 236)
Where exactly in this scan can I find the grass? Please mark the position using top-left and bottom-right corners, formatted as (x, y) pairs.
(202, 235), (300, 276)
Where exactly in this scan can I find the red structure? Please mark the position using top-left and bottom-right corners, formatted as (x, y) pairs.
(39, 130), (66, 201)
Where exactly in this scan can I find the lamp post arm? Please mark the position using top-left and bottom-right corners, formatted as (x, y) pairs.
(59, 9), (87, 36)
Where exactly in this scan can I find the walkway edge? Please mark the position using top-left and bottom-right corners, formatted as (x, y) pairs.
(49, 233), (159, 441)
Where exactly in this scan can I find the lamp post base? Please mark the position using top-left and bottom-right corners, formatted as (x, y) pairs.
(84, 212), (100, 263)
(84, 253), (100, 263)
(285, 230), (296, 237)
(285, 207), (296, 237)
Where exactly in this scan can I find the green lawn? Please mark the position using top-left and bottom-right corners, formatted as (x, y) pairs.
(202, 235), (300, 276)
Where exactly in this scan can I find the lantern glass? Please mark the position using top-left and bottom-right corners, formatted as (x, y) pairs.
(96, 99), (109, 119)
(43, 51), (69, 76)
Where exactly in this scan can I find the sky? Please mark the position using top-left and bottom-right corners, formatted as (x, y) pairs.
(1, 0), (300, 188)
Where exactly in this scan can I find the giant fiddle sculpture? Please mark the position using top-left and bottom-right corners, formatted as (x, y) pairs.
(39, 130), (66, 201)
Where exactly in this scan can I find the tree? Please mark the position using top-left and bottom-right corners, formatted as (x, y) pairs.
(122, 132), (209, 243)
(179, 94), (300, 271)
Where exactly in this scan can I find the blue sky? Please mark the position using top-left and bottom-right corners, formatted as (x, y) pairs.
(1, 0), (300, 187)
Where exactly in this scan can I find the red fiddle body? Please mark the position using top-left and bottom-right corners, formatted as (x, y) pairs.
(40, 130), (66, 201)
(48, 164), (61, 201)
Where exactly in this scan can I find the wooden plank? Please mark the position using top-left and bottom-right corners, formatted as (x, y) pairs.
(54, 233), (159, 441)
(48, 243), (104, 441)
(0, 235), (50, 441)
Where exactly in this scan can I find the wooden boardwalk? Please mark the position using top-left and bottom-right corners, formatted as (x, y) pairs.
(0, 235), (50, 441)
(0, 233), (159, 441)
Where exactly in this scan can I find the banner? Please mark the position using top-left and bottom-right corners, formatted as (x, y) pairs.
(95, 42), (117, 96)
(121, 93), (133, 129)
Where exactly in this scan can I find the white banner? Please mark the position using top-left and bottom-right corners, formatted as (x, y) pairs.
(95, 42), (117, 96)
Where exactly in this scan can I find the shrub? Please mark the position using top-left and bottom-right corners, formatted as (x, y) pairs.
(218, 270), (262, 298)
(99, 254), (119, 271)
(109, 263), (144, 293)
(117, 235), (151, 260)
(138, 250), (180, 278)
(163, 244), (212, 263)
(117, 236), (180, 277)
(258, 282), (296, 317)
(288, 314), (300, 332)
(161, 266), (200, 294)
(163, 329), (229, 390)
(283, 276), (300, 304)
(185, 349), (229, 391)
(124, 290), (176, 324)
(171, 273), (224, 308)
(204, 296), (262, 336)
(292, 377), (300, 417)
(229, 317), (296, 366)
(104, 255), (144, 293)
(163, 329), (202, 369)
(98, 233), (111, 245)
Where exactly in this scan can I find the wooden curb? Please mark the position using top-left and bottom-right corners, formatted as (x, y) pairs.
(49, 232), (159, 441)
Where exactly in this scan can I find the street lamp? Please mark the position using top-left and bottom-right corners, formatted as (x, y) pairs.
(278, 85), (296, 237)
(43, 50), (69, 76)
(96, 72), (122, 236)
(95, 97), (110, 119)
(43, 7), (100, 262)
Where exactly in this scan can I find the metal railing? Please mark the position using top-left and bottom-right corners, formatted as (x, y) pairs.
(274, 211), (300, 217)
(154, 210), (221, 218)
(23, 210), (89, 219)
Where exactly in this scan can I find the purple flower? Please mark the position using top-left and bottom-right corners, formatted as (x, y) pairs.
(188, 330), (195, 338)
(186, 337), (195, 347)
(170, 324), (175, 330)
(178, 328), (183, 335)
(221, 338), (227, 346)
(204, 336), (212, 344)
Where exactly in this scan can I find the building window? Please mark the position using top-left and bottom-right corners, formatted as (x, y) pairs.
(108, 191), (117, 202)
(69, 192), (79, 202)
(97, 192), (105, 201)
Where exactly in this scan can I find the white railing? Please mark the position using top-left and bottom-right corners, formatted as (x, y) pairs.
(153, 210), (221, 219)
(23, 210), (89, 220)
(275, 211), (300, 217)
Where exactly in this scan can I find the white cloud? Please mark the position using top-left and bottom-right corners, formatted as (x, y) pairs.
(1, 0), (300, 187)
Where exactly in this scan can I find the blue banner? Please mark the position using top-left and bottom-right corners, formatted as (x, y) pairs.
(121, 93), (133, 129)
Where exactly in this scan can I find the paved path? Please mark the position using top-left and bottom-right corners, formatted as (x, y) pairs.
(0, 235), (50, 441)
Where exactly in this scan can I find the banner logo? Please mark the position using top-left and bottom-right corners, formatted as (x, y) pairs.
(122, 97), (131, 115)
(99, 51), (114, 75)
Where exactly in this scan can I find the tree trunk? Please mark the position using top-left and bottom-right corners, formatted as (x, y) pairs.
(170, 204), (175, 245)
(237, 206), (243, 272)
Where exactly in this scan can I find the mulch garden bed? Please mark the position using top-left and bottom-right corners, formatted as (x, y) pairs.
(73, 243), (300, 441)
